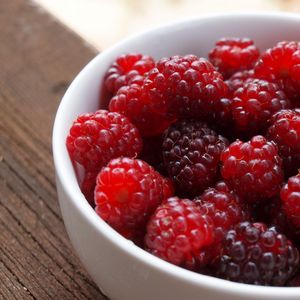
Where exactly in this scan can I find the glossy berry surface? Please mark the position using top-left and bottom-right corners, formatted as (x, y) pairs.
(105, 53), (155, 94)
(226, 69), (255, 96)
(162, 120), (228, 197)
(267, 109), (300, 177)
(94, 157), (173, 239)
(281, 175), (300, 229)
(209, 38), (259, 79)
(232, 79), (290, 135)
(255, 41), (300, 104)
(145, 197), (215, 270)
(66, 110), (142, 171)
(217, 222), (299, 286)
(220, 135), (283, 202)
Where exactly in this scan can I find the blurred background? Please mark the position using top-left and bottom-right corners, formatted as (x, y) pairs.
(33, 0), (300, 50)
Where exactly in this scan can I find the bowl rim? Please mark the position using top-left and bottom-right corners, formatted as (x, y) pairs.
(53, 11), (300, 298)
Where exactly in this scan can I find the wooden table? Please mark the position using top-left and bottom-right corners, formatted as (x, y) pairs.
(0, 1), (107, 299)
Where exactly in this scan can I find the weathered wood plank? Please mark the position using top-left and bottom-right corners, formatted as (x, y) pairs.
(0, 0), (107, 299)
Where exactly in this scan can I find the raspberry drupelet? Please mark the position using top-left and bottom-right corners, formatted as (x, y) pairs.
(80, 171), (98, 206)
(220, 135), (284, 203)
(94, 157), (173, 241)
(267, 109), (300, 177)
(66, 110), (142, 171)
(196, 181), (250, 262)
(162, 119), (229, 197)
(217, 222), (299, 286)
(209, 37), (260, 79)
(105, 53), (155, 94)
(281, 174), (300, 230)
(145, 197), (215, 270)
(225, 69), (255, 96)
(255, 41), (300, 105)
(232, 79), (290, 135)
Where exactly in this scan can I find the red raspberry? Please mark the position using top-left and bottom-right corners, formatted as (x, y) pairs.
(217, 222), (300, 286)
(105, 53), (155, 94)
(255, 41), (300, 104)
(145, 197), (215, 270)
(220, 136), (284, 203)
(109, 82), (176, 136)
(196, 181), (250, 262)
(267, 109), (300, 177)
(209, 38), (260, 79)
(94, 157), (173, 240)
(232, 79), (290, 135)
(80, 171), (98, 206)
(288, 274), (300, 286)
(152, 55), (228, 121)
(66, 110), (142, 171)
(226, 69), (255, 96)
(162, 120), (229, 197)
(281, 174), (300, 230)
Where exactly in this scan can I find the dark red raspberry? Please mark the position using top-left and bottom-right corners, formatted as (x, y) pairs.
(217, 222), (299, 286)
(267, 109), (300, 177)
(232, 79), (290, 135)
(209, 38), (260, 79)
(66, 110), (142, 171)
(105, 53), (155, 94)
(109, 82), (176, 136)
(288, 274), (300, 286)
(196, 181), (250, 262)
(255, 41), (300, 105)
(152, 55), (228, 121)
(162, 120), (228, 197)
(281, 175), (300, 230)
(80, 171), (98, 206)
(220, 136), (283, 203)
(145, 197), (215, 270)
(94, 157), (173, 241)
(226, 69), (255, 96)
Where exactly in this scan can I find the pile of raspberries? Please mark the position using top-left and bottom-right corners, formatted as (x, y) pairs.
(67, 38), (300, 286)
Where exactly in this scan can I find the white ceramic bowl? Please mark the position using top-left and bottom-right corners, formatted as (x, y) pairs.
(53, 12), (300, 300)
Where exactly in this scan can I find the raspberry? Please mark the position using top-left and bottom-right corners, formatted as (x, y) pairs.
(66, 110), (142, 171)
(145, 197), (215, 270)
(105, 53), (155, 94)
(149, 55), (228, 121)
(109, 82), (176, 136)
(162, 120), (229, 197)
(288, 274), (300, 286)
(220, 135), (284, 203)
(209, 38), (260, 79)
(217, 222), (299, 286)
(226, 69), (255, 96)
(196, 181), (250, 262)
(94, 157), (173, 240)
(267, 109), (300, 177)
(232, 79), (290, 135)
(281, 175), (300, 229)
(255, 41), (300, 104)
(80, 171), (98, 206)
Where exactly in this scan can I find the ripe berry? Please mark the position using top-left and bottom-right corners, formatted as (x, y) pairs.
(66, 110), (142, 171)
(80, 171), (98, 206)
(281, 174), (300, 229)
(94, 157), (173, 240)
(255, 41), (300, 104)
(220, 135), (283, 203)
(209, 38), (259, 79)
(217, 222), (299, 286)
(288, 274), (300, 286)
(145, 197), (215, 270)
(150, 55), (228, 121)
(196, 181), (250, 261)
(226, 69), (255, 96)
(162, 120), (228, 197)
(267, 109), (300, 177)
(109, 82), (176, 136)
(105, 53), (155, 94)
(232, 79), (290, 135)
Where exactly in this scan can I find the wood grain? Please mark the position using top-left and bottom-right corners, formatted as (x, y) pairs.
(0, 0), (107, 298)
